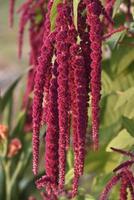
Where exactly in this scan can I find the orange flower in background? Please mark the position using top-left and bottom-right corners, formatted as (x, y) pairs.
(7, 138), (22, 158)
(0, 125), (8, 141)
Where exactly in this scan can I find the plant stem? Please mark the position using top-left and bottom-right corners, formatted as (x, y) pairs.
(4, 161), (12, 200)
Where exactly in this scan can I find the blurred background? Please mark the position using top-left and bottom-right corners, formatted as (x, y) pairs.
(0, 0), (29, 94)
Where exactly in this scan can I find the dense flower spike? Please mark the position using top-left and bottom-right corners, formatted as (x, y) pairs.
(124, 170), (134, 200)
(32, 32), (55, 175)
(111, 147), (134, 158)
(55, 3), (71, 190)
(44, 63), (59, 192)
(120, 174), (128, 200)
(113, 160), (134, 172)
(85, 0), (103, 150)
(18, 0), (33, 59)
(100, 148), (134, 200)
(104, 0), (115, 29)
(18, 0), (47, 133)
(105, 0), (115, 17)
(99, 174), (121, 200)
(69, 43), (89, 197)
(32, 0), (54, 176)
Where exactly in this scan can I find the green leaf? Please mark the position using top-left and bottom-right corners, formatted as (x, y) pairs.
(122, 116), (134, 137)
(0, 77), (21, 112)
(67, 149), (73, 169)
(50, 0), (62, 32)
(65, 168), (74, 185)
(11, 110), (26, 137)
(110, 39), (134, 76)
(100, 93), (122, 128)
(106, 29), (126, 49)
(113, 0), (123, 17)
(106, 129), (134, 152)
(85, 149), (109, 172)
(85, 194), (95, 200)
(40, 124), (46, 138)
(114, 87), (134, 110)
(123, 98), (134, 119)
(73, 0), (80, 30)
(0, 164), (5, 198)
(112, 62), (134, 91)
(101, 70), (113, 95)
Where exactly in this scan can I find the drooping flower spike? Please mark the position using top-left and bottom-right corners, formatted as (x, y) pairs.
(55, 3), (71, 190)
(10, 0), (134, 198)
(26, 0), (111, 197)
(111, 147), (134, 158)
(100, 148), (134, 200)
(99, 174), (121, 200)
(32, 32), (55, 175)
(85, 0), (103, 150)
(9, 0), (16, 27)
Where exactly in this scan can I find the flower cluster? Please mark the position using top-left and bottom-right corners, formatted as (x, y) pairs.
(32, 0), (108, 198)
(18, 0), (48, 133)
(10, 0), (132, 198)
(100, 147), (134, 200)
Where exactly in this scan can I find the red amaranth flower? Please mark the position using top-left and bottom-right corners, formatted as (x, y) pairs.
(105, 0), (115, 18)
(18, 0), (46, 59)
(99, 174), (121, 200)
(69, 43), (89, 197)
(32, 0), (54, 176)
(19, 1), (47, 134)
(32, 32), (55, 176)
(18, 0), (33, 59)
(9, 0), (16, 27)
(44, 63), (59, 193)
(111, 147), (134, 158)
(55, 3), (71, 190)
(41, 67), (52, 125)
(119, 170), (134, 200)
(124, 170), (134, 200)
(85, 0), (103, 151)
(100, 148), (134, 200)
(120, 174), (128, 200)
(36, 175), (53, 189)
(113, 160), (134, 173)
(73, 53), (87, 176)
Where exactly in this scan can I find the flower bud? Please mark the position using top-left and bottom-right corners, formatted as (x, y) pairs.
(7, 138), (22, 158)
(0, 125), (8, 141)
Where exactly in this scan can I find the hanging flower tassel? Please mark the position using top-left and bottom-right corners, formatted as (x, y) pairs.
(32, 0), (54, 176)
(55, 3), (71, 190)
(32, 32), (55, 175)
(85, 0), (103, 151)
(18, 0), (33, 59)
(70, 44), (88, 197)
(9, 0), (16, 27)
(99, 174), (121, 200)
(44, 63), (59, 193)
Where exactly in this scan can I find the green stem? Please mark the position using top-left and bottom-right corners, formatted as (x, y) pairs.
(3, 149), (32, 200)
(10, 153), (25, 187)
(4, 161), (12, 200)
